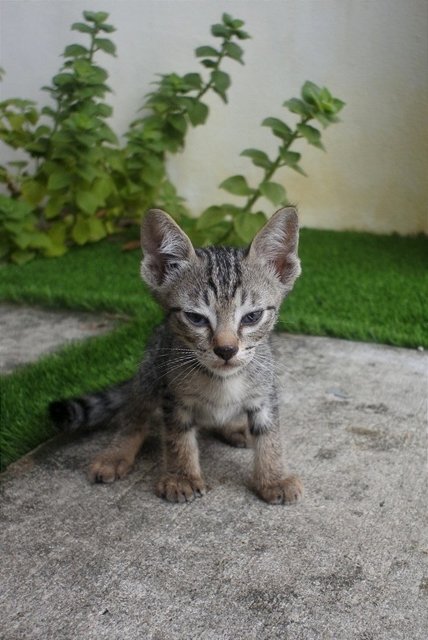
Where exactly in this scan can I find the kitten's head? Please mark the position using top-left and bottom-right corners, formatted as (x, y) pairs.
(141, 207), (301, 377)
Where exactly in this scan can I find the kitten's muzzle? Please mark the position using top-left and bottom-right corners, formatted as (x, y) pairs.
(213, 345), (239, 362)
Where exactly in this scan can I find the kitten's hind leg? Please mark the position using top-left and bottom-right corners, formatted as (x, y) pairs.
(215, 416), (251, 448)
(88, 423), (148, 483)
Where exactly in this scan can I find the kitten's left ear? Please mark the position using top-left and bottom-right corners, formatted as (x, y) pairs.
(248, 207), (301, 289)
(140, 208), (195, 288)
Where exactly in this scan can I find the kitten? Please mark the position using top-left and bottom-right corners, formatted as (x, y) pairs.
(50, 207), (303, 504)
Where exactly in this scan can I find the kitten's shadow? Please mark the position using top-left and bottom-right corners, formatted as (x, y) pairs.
(19, 423), (251, 491)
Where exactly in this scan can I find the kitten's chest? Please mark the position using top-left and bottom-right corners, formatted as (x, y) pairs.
(185, 373), (249, 426)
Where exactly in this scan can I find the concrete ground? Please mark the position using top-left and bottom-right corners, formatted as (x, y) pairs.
(0, 307), (427, 639)
(0, 303), (117, 374)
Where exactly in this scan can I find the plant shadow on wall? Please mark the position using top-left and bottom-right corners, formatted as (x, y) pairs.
(0, 10), (344, 264)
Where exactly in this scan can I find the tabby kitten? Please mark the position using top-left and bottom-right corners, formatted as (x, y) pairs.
(50, 207), (303, 504)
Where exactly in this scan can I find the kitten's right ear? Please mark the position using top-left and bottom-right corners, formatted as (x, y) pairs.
(140, 208), (195, 288)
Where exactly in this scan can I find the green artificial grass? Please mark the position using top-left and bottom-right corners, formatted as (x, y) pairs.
(1, 229), (427, 470)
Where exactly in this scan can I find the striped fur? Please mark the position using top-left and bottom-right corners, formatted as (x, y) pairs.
(49, 380), (134, 432)
(50, 207), (303, 504)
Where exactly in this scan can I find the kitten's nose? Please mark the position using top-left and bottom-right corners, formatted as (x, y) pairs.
(213, 345), (239, 362)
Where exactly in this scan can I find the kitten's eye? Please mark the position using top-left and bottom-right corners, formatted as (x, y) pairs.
(241, 310), (263, 325)
(184, 311), (209, 327)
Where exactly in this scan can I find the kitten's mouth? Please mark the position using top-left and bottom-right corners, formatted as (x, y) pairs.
(213, 359), (240, 369)
(209, 360), (242, 376)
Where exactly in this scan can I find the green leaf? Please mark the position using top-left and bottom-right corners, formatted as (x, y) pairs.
(11, 229), (32, 249)
(332, 98), (346, 114)
(201, 222), (233, 245)
(28, 231), (52, 250)
(297, 123), (325, 150)
(52, 73), (73, 87)
(235, 29), (251, 40)
(211, 24), (229, 38)
(196, 206), (228, 230)
(71, 22), (93, 33)
(126, 181), (143, 195)
(138, 161), (164, 187)
(75, 164), (101, 183)
(195, 46), (219, 58)
(319, 87), (333, 104)
(182, 73), (203, 90)
(182, 73), (202, 90)
(240, 148), (272, 170)
(44, 221), (68, 257)
(222, 14), (245, 29)
(94, 38), (116, 56)
(34, 125), (52, 138)
(234, 211), (267, 244)
(211, 70), (230, 102)
(105, 148), (125, 173)
(83, 11), (109, 23)
(0, 236), (11, 259)
(224, 42), (244, 63)
(41, 106), (56, 118)
(75, 190), (100, 215)
(44, 196), (65, 219)
(280, 150), (301, 165)
(47, 171), (71, 191)
(0, 195), (33, 219)
(87, 217), (106, 241)
(262, 117), (292, 140)
(201, 59), (216, 68)
(71, 215), (90, 245)
(25, 108), (38, 125)
(92, 176), (113, 201)
(96, 103), (113, 117)
(168, 114), (187, 134)
(21, 180), (46, 205)
(73, 59), (108, 82)
(211, 70), (231, 93)
(46, 221), (67, 248)
(280, 149), (307, 176)
(187, 101), (209, 126)
(301, 81), (322, 109)
(283, 98), (312, 117)
(259, 181), (287, 206)
(220, 175), (254, 196)
(98, 124), (118, 144)
(11, 249), (36, 265)
(64, 44), (89, 57)
(3, 220), (28, 235)
(99, 24), (116, 33)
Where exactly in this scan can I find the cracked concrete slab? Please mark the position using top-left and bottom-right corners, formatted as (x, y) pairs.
(0, 303), (118, 373)
(1, 333), (427, 639)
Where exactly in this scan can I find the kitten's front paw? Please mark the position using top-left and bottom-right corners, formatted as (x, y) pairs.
(88, 454), (133, 483)
(156, 475), (206, 503)
(257, 475), (303, 505)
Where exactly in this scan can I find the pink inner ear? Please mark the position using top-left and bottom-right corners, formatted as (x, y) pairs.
(274, 255), (288, 280)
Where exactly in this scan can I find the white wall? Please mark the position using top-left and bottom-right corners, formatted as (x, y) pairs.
(1, 0), (427, 234)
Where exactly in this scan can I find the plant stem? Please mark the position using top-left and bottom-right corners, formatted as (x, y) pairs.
(242, 117), (309, 213)
(242, 155), (282, 213)
(195, 41), (228, 102)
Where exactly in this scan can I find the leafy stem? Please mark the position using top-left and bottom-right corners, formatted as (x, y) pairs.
(121, 13), (250, 221)
(242, 117), (310, 213)
(208, 82), (345, 245)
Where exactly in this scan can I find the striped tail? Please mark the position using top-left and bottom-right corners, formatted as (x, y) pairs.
(49, 379), (134, 432)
